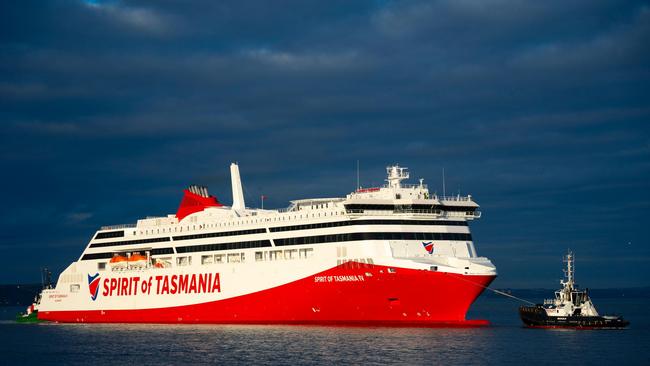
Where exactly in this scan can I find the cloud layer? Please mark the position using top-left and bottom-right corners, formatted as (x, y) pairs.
(1, 0), (648, 286)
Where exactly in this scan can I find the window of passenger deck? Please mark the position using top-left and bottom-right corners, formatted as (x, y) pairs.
(227, 253), (241, 263)
(269, 250), (282, 260)
(177, 256), (191, 266)
(201, 255), (213, 265)
(255, 251), (264, 261)
(284, 249), (297, 259)
(299, 248), (314, 259)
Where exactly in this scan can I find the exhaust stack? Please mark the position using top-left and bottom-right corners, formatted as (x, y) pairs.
(230, 163), (245, 210)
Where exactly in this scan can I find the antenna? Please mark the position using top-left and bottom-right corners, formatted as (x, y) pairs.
(356, 160), (360, 190)
(562, 250), (575, 289)
(442, 168), (446, 198)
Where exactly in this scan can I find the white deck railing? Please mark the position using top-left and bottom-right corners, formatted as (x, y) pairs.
(100, 223), (137, 230)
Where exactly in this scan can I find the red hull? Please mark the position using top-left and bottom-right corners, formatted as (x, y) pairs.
(39, 264), (495, 326)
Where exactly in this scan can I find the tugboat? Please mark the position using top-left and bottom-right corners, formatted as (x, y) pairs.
(15, 268), (52, 323)
(15, 295), (41, 323)
(519, 251), (629, 329)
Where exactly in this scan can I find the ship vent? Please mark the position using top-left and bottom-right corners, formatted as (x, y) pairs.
(188, 185), (209, 198)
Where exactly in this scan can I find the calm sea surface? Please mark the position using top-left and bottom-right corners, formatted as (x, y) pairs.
(1, 297), (648, 365)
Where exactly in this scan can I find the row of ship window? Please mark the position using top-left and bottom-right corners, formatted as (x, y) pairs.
(274, 232), (472, 246)
(95, 252), (377, 274)
(82, 247), (174, 260)
(89, 236), (171, 249)
(176, 240), (271, 254)
(268, 219), (467, 232)
(95, 248), (316, 271)
(343, 204), (477, 212)
(196, 248), (315, 265)
(90, 219), (468, 249)
(192, 248), (316, 265)
(95, 230), (125, 239)
(173, 228), (266, 241)
(81, 231), (471, 261)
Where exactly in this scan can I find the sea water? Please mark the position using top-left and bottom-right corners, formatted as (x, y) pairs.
(0, 297), (648, 365)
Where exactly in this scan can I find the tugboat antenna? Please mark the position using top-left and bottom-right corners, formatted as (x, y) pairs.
(562, 250), (575, 289)
(567, 251), (574, 286)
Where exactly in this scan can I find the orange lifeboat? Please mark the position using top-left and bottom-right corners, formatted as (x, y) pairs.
(109, 254), (128, 269)
(128, 252), (148, 268)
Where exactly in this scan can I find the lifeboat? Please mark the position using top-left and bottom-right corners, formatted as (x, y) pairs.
(128, 252), (148, 269)
(109, 254), (128, 269)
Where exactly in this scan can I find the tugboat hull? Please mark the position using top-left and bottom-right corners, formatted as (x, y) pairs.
(519, 305), (629, 329)
(16, 310), (43, 323)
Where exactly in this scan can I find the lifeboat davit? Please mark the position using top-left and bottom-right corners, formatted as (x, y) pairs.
(128, 253), (148, 268)
(109, 254), (128, 269)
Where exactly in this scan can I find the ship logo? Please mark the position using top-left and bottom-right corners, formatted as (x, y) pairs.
(88, 273), (101, 301)
(422, 242), (434, 254)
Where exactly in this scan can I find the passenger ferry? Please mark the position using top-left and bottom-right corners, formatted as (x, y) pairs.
(38, 164), (497, 325)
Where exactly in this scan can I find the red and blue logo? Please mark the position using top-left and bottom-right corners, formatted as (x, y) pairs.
(422, 241), (434, 254)
(88, 273), (101, 301)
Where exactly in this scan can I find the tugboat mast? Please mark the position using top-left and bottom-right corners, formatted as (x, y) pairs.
(562, 251), (575, 290)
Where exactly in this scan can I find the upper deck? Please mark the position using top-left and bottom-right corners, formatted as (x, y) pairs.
(82, 164), (480, 262)
(99, 164), (479, 234)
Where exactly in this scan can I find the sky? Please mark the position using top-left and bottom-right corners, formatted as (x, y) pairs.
(0, 0), (648, 287)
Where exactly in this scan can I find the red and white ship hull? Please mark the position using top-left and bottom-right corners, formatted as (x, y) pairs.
(39, 262), (495, 325)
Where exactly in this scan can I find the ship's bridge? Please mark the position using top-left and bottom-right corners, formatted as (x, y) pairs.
(344, 165), (480, 220)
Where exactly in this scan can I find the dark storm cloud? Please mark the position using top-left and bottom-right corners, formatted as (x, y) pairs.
(0, 0), (648, 286)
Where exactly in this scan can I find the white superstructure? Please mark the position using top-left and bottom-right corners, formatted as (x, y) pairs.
(542, 252), (599, 317)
